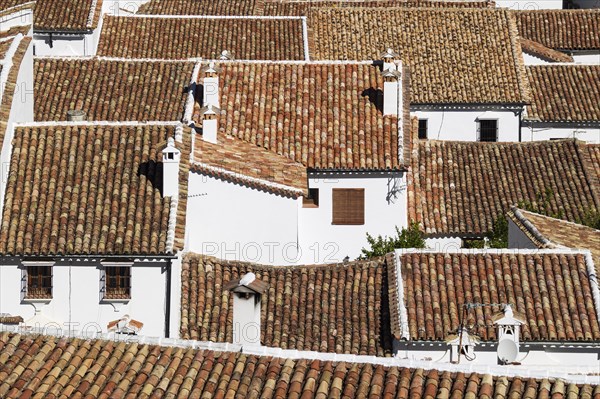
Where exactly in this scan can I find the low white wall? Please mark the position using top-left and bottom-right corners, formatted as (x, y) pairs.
(495, 0), (562, 8)
(523, 52), (553, 65)
(521, 122), (600, 143)
(0, 259), (169, 337)
(412, 108), (521, 142)
(424, 236), (463, 251)
(572, 52), (600, 64)
(186, 172), (301, 265)
(0, 9), (32, 33)
(33, 31), (98, 56)
(298, 172), (407, 263)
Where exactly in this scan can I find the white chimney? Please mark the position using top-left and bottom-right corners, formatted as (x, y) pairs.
(381, 48), (400, 72)
(201, 105), (220, 143)
(225, 272), (268, 347)
(494, 304), (525, 364)
(382, 68), (402, 116)
(162, 137), (181, 197)
(445, 327), (479, 363)
(201, 62), (220, 108)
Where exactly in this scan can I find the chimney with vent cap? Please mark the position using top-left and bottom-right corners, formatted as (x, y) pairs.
(201, 62), (220, 109)
(200, 105), (220, 144)
(494, 304), (525, 364)
(162, 137), (180, 197)
(381, 48), (400, 72)
(380, 49), (403, 117)
(225, 272), (269, 347)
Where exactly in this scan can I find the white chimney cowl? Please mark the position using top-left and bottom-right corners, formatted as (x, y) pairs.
(381, 68), (402, 117)
(201, 105), (221, 144)
(381, 48), (400, 72)
(202, 62), (220, 108)
(162, 137), (181, 198)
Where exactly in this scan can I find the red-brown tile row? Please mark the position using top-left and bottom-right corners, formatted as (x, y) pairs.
(514, 9), (600, 50)
(195, 62), (403, 170)
(1, 333), (598, 398)
(98, 16), (306, 60)
(526, 65), (600, 123)
(138, 0), (258, 15)
(508, 208), (600, 276)
(0, 0), (30, 11)
(181, 254), (396, 356)
(34, 0), (102, 31)
(0, 125), (174, 256)
(398, 252), (600, 341)
(194, 135), (309, 196)
(309, 7), (530, 105)
(0, 36), (30, 150)
(519, 38), (574, 63)
(408, 139), (600, 236)
(34, 58), (195, 122)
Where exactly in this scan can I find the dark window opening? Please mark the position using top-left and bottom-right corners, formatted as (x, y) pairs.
(418, 119), (428, 140)
(26, 266), (52, 299)
(332, 188), (365, 225)
(303, 188), (320, 208)
(479, 120), (498, 142)
(105, 267), (131, 300)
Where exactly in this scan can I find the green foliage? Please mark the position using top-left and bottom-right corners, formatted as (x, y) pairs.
(578, 208), (600, 230)
(359, 222), (425, 259)
(517, 188), (564, 220)
(464, 213), (508, 249)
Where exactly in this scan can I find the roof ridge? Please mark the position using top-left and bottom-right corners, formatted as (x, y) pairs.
(575, 140), (600, 210)
(506, 10), (532, 104)
(513, 206), (600, 233)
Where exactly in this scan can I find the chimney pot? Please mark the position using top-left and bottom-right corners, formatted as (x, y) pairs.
(162, 137), (181, 198)
(201, 105), (220, 143)
(381, 68), (402, 116)
(225, 273), (268, 347)
(67, 110), (86, 121)
(201, 62), (220, 109)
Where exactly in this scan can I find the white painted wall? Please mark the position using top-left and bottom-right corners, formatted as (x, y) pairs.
(424, 237), (463, 251)
(0, 9), (32, 32)
(396, 342), (600, 370)
(186, 172), (301, 265)
(521, 122), (600, 143)
(572, 52), (600, 64)
(495, 0), (562, 9)
(412, 108), (521, 142)
(298, 172), (407, 263)
(523, 52), (554, 65)
(0, 259), (169, 337)
(33, 30), (100, 56)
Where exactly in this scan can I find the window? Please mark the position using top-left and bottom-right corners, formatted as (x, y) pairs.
(22, 264), (53, 300)
(303, 188), (319, 208)
(478, 119), (498, 142)
(101, 265), (131, 301)
(332, 188), (364, 225)
(418, 119), (428, 139)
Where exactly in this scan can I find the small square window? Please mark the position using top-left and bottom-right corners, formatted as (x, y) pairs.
(418, 119), (428, 140)
(22, 264), (53, 300)
(101, 266), (131, 301)
(303, 188), (319, 208)
(479, 120), (498, 142)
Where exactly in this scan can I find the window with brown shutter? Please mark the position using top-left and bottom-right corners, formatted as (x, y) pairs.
(332, 188), (365, 225)
(24, 265), (53, 300)
(104, 267), (131, 300)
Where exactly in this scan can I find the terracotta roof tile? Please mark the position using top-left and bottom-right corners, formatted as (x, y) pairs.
(193, 135), (309, 197)
(33, 0), (103, 32)
(0, 0), (31, 10)
(519, 38), (574, 63)
(34, 58), (195, 122)
(98, 16), (307, 60)
(408, 139), (600, 236)
(0, 333), (598, 397)
(309, 7), (530, 105)
(0, 35), (30, 150)
(0, 124), (175, 256)
(180, 254), (395, 356)
(195, 61), (405, 170)
(508, 208), (600, 275)
(396, 251), (600, 341)
(515, 9), (600, 51)
(526, 65), (600, 123)
(138, 0), (257, 15)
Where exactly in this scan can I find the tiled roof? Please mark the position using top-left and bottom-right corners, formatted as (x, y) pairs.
(514, 9), (600, 51)
(396, 251), (600, 341)
(309, 7), (530, 105)
(0, 0), (31, 13)
(519, 38), (574, 63)
(1, 333), (599, 398)
(34, 58), (195, 122)
(508, 208), (600, 275)
(586, 144), (600, 183)
(408, 139), (600, 237)
(526, 65), (600, 123)
(137, 0), (257, 15)
(0, 124), (175, 256)
(261, 0), (494, 15)
(33, 0), (103, 32)
(98, 16), (307, 61)
(0, 34), (31, 149)
(194, 61), (407, 171)
(0, 315), (22, 324)
(181, 254), (395, 356)
(193, 135), (308, 197)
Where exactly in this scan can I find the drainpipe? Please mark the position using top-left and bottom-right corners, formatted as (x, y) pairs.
(164, 258), (172, 338)
(517, 107), (523, 142)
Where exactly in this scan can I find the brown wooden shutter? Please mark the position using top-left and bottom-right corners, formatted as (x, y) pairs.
(332, 188), (365, 225)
